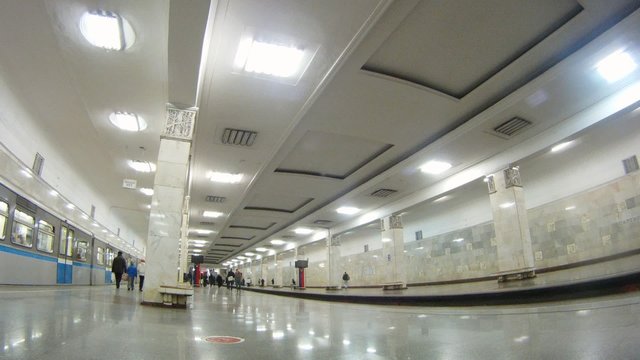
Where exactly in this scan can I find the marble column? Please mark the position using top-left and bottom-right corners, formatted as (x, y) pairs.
(274, 255), (284, 287)
(178, 196), (190, 282)
(142, 107), (196, 305)
(326, 231), (342, 289)
(381, 215), (407, 288)
(258, 256), (265, 286)
(487, 166), (536, 280)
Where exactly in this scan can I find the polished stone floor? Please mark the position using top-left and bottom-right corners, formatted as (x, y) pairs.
(1, 285), (640, 359)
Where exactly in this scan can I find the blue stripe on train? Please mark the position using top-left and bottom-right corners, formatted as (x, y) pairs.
(0, 243), (57, 262)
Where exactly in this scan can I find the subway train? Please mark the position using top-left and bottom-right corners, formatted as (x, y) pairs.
(0, 181), (136, 286)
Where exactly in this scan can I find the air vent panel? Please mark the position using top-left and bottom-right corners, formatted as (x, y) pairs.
(623, 155), (639, 174)
(370, 188), (397, 198)
(222, 128), (257, 146)
(491, 117), (532, 138)
(314, 220), (332, 225)
(205, 195), (226, 203)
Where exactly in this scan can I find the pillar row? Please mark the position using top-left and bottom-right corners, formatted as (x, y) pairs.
(381, 215), (407, 288)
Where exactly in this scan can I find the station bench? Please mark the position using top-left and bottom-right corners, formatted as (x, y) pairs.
(159, 285), (194, 308)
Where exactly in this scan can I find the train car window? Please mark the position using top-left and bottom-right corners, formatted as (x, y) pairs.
(0, 201), (7, 240)
(11, 209), (34, 248)
(36, 220), (55, 253)
(96, 247), (105, 265)
(75, 240), (88, 261)
(105, 248), (114, 267)
(65, 229), (74, 257)
(59, 227), (68, 255)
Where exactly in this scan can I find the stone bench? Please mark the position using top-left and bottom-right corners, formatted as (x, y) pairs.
(382, 282), (407, 290)
(495, 268), (536, 282)
(159, 285), (194, 308)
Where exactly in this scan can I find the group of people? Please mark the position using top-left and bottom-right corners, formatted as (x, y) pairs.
(111, 251), (145, 291)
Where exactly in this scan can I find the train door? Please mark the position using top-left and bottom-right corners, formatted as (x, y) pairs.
(56, 225), (74, 284)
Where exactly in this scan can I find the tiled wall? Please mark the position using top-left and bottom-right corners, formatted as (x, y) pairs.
(529, 172), (640, 268)
(302, 172), (640, 287)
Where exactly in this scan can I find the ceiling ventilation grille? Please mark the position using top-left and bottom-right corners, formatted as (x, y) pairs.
(205, 195), (226, 203)
(200, 221), (216, 226)
(623, 155), (639, 174)
(491, 117), (532, 138)
(222, 128), (257, 146)
(370, 188), (397, 198)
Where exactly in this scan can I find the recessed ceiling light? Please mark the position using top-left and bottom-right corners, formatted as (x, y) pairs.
(255, 247), (268, 252)
(191, 229), (213, 235)
(270, 239), (286, 245)
(381, 238), (392, 243)
(336, 207), (360, 215)
(202, 211), (223, 218)
(109, 112), (147, 132)
(79, 10), (135, 50)
(207, 171), (243, 184)
(235, 39), (305, 78)
(139, 188), (154, 196)
(49, 190), (58, 197)
(128, 160), (156, 173)
(192, 249), (202, 253)
(419, 160), (452, 175)
(245, 252), (255, 256)
(596, 50), (637, 82)
(294, 228), (313, 235)
(453, 238), (464, 242)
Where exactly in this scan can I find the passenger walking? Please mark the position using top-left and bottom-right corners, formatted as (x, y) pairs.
(209, 272), (215, 287)
(111, 251), (127, 289)
(216, 273), (223, 288)
(127, 261), (138, 291)
(138, 260), (146, 291)
(342, 272), (350, 289)
(227, 270), (235, 289)
(235, 269), (243, 289)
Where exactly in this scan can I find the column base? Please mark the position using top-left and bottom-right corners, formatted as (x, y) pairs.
(141, 285), (194, 309)
(496, 268), (536, 282)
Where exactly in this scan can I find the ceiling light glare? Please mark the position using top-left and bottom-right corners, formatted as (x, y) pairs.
(270, 239), (286, 245)
(192, 244), (205, 248)
(49, 190), (59, 197)
(565, 206), (576, 211)
(192, 249), (202, 253)
(420, 160), (452, 175)
(453, 238), (464, 242)
(139, 188), (154, 196)
(255, 247), (268, 252)
(128, 160), (156, 173)
(381, 237), (392, 243)
(235, 39), (305, 78)
(66, 203), (75, 210)
(245, 252), (255, 256)
(202, 211), (223, 218)
(336, 207), (360, 215)
(294, 227), (313, 235)
(596, 50), (637, 82)
(109, 112), (147, 132)
(433, 195), (450, 203)
(207, 171), (243, 184)
(79, 10), (135, 51)
(551, 141), (573, 153)
(21, 170), (33, 178)
(191, 229), (213, 235)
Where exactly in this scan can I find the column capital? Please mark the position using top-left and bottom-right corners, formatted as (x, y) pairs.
(162, 106), (198, 141)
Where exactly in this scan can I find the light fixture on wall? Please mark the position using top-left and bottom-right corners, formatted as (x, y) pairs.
(207, 171), (243, 184)
(202, 211), (223, 218)
(128, 160), (156, 173)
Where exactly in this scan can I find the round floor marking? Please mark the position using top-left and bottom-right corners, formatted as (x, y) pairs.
(204, 336), (245, 344)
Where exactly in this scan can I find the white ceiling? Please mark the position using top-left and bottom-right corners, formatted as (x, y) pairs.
(1, 0), (639, 265)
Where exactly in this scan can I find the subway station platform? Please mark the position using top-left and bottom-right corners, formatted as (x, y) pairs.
(2, 256), (640, 359)
(2, 280), (640, 359)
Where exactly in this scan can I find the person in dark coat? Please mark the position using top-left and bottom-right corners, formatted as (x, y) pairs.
(209, 272), (215, 287)
(216, 273), (223, 288)
(111, 251), (127, 289)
